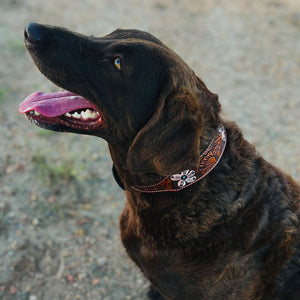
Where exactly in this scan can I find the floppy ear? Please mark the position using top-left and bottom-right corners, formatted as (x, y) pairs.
(126, 87), (204, 176)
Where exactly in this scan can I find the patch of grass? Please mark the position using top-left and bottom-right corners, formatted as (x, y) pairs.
(37, 129), (55, 137)
(33, 83), (42, 90)
(9, 39), (25, 53)
(0, 88), (8, 102)
(52, 203), (66, 220)
(29, 196), (67, 227)
(0, 216), (6, 234)
(31, 154), (78, 184)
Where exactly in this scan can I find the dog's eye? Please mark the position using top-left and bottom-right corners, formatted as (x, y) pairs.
(113, 57), (121, 70)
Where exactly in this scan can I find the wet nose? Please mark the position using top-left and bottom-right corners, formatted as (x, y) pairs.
(24, 23), (44, 45)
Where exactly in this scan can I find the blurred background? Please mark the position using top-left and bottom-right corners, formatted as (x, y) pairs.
(0, 0), (299, 299)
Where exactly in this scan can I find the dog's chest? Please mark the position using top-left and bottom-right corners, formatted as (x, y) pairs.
(120, 233), (188, 298)
(119, 201), (228, 299)
(119, 200), (268, 299)
(119, 203), (189, 297)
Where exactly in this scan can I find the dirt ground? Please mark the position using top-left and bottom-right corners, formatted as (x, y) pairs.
(0, 0), (299, 299)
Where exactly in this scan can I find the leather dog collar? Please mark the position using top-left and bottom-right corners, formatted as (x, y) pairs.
(131, 125), (227, 193)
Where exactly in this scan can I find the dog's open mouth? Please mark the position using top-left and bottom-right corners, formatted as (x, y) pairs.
(19, 91), (104, 130)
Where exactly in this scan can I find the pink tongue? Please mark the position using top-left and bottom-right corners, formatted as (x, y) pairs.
(19, 91), (97, 117)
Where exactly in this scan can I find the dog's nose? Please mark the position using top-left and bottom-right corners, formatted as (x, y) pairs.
(24, 23), (43, 45)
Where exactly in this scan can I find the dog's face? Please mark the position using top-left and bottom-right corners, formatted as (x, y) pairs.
(21, 24), (181, 140)
(20, 24), (220, 175)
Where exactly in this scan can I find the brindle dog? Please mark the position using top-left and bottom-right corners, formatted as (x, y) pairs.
(20, 23), (300, 299)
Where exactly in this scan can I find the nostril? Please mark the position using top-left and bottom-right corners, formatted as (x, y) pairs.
(24, 28), (29, 40)
(24, 23), (42, 45)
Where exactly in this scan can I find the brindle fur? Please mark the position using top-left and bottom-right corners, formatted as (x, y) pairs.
(24, 23), (300, 299)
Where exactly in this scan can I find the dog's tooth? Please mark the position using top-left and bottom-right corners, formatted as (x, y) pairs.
(78, 109), (96, 120)
(86, 109), (95, 119)
(73, 112), (81, 119)
(82, 110), (90, 120)
(64, 109), (99, 120)
(84, 109), (97, 119)
(34, 111), (40, 116)
(90, 111), (98, 118)
(86, 110), (92, 119)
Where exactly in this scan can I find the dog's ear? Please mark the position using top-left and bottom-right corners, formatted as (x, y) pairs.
(126, 87), (204, 176)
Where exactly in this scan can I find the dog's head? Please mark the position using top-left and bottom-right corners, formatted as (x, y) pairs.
(20, 23), (220, 176)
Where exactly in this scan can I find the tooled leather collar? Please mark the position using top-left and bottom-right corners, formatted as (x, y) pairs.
(113, 125), (227, 193)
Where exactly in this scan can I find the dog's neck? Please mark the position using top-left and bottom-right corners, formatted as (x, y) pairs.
(109, 125), (227, 193)
(131, 125), (226, 192)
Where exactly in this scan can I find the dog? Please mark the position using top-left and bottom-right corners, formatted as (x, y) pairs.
(20, 23), (300, 299)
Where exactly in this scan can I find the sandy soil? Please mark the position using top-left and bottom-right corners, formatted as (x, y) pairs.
(0, 0), (299, 299)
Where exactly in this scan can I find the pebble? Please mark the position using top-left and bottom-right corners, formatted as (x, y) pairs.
(0, 201), (10, 213)
(97, 256), (107, 266)
(9, 285), (17, 294)
(92, 278), (100, 285)
(32, 218), (39, 226)
(25, 285), (32, 292)
(8, 212), (15, 218)
(67, 274), (74, 284)
(115, 268), (122, 277)
(10, 241), (18, 250)
(38, 255), (60, 276)
(77, 228), (85, 236)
